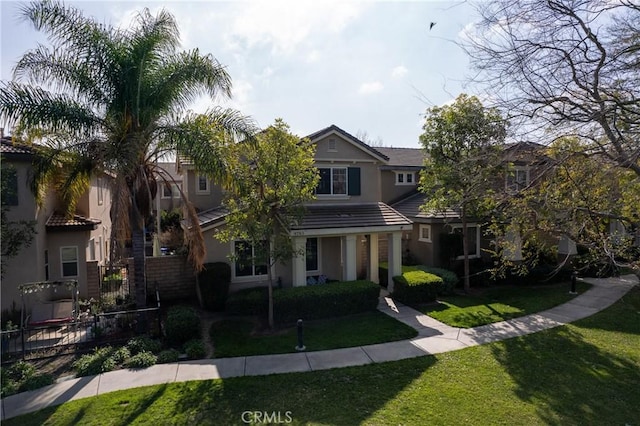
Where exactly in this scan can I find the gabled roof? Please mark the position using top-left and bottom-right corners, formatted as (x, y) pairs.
(305, 125), (390, 162)
(291, 202), (412, 230)
(46, 213), (101, 231)
(392, 192), (461, 222)
(376, 147), (424, 168)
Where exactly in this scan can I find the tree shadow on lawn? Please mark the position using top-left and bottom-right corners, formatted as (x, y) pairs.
(171, 357), (438, 425)
(491, 326), (640, 425)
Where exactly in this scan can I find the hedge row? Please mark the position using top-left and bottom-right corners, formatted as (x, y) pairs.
(392, 270), (443, 306)
(197, 262), (231, 311)
(380, 263), (458, 295)
(226, 280), (380, 325)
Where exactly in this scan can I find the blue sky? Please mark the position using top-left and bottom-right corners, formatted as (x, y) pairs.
(1, 0), (479, 148)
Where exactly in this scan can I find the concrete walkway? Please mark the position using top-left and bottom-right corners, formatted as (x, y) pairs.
(1, 275), (637, 420)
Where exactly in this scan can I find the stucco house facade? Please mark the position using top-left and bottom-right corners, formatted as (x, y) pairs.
(1, 137), (113, 312)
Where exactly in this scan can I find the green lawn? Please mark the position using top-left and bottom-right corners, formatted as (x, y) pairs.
(422, 281), (591, 328)
(7, 286), (639, 425)
(210, 311), (418, 357)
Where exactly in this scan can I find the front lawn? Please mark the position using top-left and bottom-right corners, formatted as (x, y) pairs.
(7, 286), (639, 425)
(210, 311), (418, 357)
(422, 281), (591, 328)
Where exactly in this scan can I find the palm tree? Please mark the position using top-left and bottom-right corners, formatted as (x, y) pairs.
(0, 0), (255, 313)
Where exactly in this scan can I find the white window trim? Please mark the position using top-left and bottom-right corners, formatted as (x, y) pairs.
(317, 167), (348, 196)
(505, 166), (530, 192)
(161, 183), (181, 199)
(450, 224), (481, 260)
(231, 240), (270, 282)
(418, 224), (432, 243)
(327, 138), (337, 152)
(195, 175), (210, 195)
(60, 246), (79, 278)
(305, 237), (322, 275)
(88, 238), (96, 261)
(97, 177), (104, 206)
(395, 171), (416, 186)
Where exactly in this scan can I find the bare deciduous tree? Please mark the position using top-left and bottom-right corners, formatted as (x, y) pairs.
(465, 0), (640, 176)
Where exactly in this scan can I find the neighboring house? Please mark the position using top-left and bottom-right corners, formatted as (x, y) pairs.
(1, 136), (113, 312)
(182, 125), (415, 291)
(392, 141), (551, 268)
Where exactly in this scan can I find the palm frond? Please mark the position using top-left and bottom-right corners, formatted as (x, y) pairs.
(14, 44), (111, 106)
(0, 82), (102, 135)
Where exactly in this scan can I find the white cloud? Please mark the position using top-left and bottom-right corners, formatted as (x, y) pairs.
(391, 65), (408, 79)
(358, 81), (384, 95)
(306, 50), (321, 63)
(226, 1), (364, 55)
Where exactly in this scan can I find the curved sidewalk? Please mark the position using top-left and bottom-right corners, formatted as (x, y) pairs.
(2, 275), (637, 420)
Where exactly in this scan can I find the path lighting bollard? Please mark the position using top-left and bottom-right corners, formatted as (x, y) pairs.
(295, 319), (306, 351)
(570, 271), (578, 295)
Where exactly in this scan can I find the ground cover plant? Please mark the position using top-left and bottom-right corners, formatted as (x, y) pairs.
(422, 281), (591, 328)
(5, 286), (639, 425)
(210, 311), (418, 357)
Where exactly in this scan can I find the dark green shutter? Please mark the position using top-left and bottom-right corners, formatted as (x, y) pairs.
(347, 167), (361, 196)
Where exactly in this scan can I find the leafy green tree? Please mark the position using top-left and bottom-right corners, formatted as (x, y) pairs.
(1, 162), (36, 277)
(419, 94), (507, 291)
(0, 1), (255, 310)
(216, 119), (319, 328)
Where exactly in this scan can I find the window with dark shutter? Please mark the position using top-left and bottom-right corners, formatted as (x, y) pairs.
(347, 167), (361, 195)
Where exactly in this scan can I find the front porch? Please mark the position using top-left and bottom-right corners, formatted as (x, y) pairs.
(289, 203), (413, 291)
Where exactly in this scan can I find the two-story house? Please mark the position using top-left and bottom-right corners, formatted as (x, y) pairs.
(181, 125), (414, 291)
(1, 136), (113, 313)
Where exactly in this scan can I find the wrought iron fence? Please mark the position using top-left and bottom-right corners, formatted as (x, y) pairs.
(1, 291), (161, 362)
(100, 263), (133, 308)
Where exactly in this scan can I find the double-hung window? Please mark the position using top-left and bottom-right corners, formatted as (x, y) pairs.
(450, 224), (481, 259)
(61, 246), (79, 277)
(317, 167), (347, 195)
(506, 167), (529, 192)
(196, 175), (210, 194)
(234, 240), (268, 277)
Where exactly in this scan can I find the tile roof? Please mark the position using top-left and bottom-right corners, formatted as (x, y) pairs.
(392, 192), (461, 222)
(46, 213), (101, 231)
(376, 147), (425, 168)
(291, 202), (412, 230)
(197, 206), (229, 229)
(305, 125), (390, 162)
(1, 138), (34, 156)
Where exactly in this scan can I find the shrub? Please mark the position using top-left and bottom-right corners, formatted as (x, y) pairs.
(126, 336), (162, 355)
(226, 287), (268, 316)
(1, 361), (53, 397)
(380, 263), (458, 296)
(164, 306), (201, 347)
(273, 280), (380, 324)
(198, 262), (232, 311)
(157, 349), (180, 364)
(111, 346), (131, 364)
(126, 351), (157, 368)
(184, 339), (206, 360)
(73, 347), (117, 377)
(392, 271), (442, 306)
(415, 266), (458, 295)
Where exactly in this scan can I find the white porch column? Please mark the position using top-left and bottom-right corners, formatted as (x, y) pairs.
(368, 234), (379, 283)
(344, 235), (357, 281)
(292, 236), (307, 286)
(387, 232), (403, 293)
